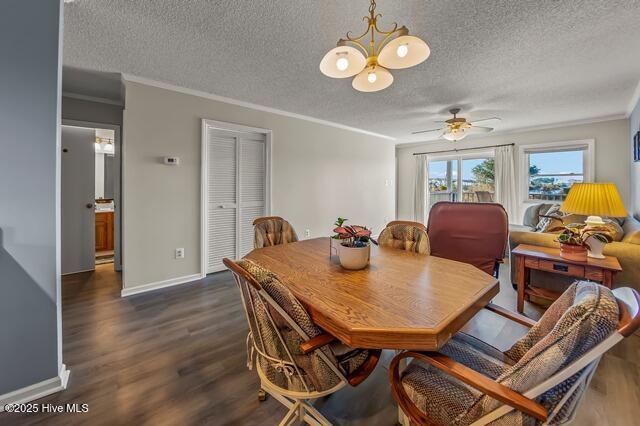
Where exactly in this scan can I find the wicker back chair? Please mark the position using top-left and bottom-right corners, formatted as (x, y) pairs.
(253, 216), (298, 248)
(224, 258), (380, 425)
(390, 281), (640, 425)
(378, 221), (430, 254)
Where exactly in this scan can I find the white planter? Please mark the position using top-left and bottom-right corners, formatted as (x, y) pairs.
(338, 244), (370, 270)
(585, 235), (607, 259)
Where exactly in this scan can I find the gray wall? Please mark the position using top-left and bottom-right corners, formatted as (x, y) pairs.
(0, 0), (63, 393)
(62, 96), (123, 126)
(631, 98), (640, 220)
(122, 80), (395, 290)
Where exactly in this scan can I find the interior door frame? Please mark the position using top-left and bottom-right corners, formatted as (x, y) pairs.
(61, 119), (123, 274)
(200, 118), (272, 277)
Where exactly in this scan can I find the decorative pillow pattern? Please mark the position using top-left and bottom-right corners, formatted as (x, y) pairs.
(536, 204), (563, 233)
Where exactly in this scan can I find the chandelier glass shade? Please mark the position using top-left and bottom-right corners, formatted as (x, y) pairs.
(320, 0), (430, 92)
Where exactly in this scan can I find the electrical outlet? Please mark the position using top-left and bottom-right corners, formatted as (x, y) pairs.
(305, 229), (311, 238)
(175, 248), (185, 259)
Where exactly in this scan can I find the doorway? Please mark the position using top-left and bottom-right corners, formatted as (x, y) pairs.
(61, 121), (122, 276)
(427, 151), (495, 211)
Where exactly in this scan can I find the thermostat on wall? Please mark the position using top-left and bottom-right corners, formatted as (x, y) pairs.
(164, 156), (180, 165)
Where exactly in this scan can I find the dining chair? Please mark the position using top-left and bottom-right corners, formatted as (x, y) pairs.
(390, 281), (640, 426)
(427, 202), (508, 276)
(253, 216), (298, 248)
(378, 220), (430, 254)
(223, 257), (381, 425)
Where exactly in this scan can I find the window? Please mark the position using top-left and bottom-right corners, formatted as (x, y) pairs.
(521, 141), (593, 202)
(428, 154), (495, 210)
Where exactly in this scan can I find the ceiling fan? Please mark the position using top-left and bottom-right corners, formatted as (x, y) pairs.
(412, 108), (501, 141)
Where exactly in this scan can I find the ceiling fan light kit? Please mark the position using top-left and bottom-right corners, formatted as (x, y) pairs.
(320, 0), (430, 92)
(413, 108), (501, 141)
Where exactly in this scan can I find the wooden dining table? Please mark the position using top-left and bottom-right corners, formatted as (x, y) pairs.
(245, 237), (499, 350)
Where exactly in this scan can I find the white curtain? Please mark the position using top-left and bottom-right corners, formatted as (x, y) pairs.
(494, 145), (517, 223)
(413, 154), (429, 224)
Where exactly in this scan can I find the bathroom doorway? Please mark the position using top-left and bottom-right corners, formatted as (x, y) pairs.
(61, 120), (121, 274)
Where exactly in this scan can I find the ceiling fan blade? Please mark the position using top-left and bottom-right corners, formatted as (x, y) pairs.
(469, 117), (502, 125)
(411, 128), (444, 135)
(467, 126), (494, 134)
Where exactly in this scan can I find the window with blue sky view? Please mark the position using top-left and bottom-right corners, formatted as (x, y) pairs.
(528, 149), (584, 201)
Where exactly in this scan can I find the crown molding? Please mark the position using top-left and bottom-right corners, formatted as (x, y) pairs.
(395, 113), (628, 148)
(627, 78), (640, 117)
(121, 74), (396, 142)
(62, 91), (124, 106)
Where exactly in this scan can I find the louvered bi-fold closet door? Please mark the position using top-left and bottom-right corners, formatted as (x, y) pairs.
(206, 127), (267, 273)
(239, 135), (266, 257)
(207, 132), (237, 273)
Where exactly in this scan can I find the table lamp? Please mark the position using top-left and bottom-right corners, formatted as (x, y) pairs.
(561, 183), (627, 258)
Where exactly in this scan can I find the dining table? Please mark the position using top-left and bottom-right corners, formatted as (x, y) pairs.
(245, 237), (499, 351)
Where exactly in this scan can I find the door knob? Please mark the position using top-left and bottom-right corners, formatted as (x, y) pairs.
(86, 203), (93, 209)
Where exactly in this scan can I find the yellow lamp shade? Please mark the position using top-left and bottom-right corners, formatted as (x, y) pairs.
(352, 65), (393, 92)
(561, 183), (627, 218)
(378, 35), (430, 69)
(320, 46), (367, 78)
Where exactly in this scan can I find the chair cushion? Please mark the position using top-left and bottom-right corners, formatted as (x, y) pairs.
(401, 333), (512, 425)
(468, 281), (619, 425)
(237, 259), (374, 392)
(378, 223), (430, 254)
(402, 282), (619, 425)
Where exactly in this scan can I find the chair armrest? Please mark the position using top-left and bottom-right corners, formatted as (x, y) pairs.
(389, 351), (548, 424)
(485, 303), (537, 328)
(299, 333), (337, 354)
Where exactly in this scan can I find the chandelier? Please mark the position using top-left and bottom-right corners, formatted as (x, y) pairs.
(320, 0), (430, 92)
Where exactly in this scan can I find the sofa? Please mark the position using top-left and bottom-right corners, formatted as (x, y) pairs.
(509, 203), (640, 293)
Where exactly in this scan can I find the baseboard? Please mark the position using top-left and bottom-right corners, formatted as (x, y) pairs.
(0, 364), (70, 412)
(61, 268), (95, 276)
(120, 273), (202, 297)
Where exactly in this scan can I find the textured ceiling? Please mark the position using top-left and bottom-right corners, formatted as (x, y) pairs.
(63, 0), (640, 143)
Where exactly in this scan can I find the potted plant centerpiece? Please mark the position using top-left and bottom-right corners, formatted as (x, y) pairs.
(332, 218), (377, 270)
(553, 223), (609, 262)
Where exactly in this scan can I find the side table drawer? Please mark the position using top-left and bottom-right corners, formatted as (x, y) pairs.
(524, 257), (539, 268)
(539, 260), (585, 277)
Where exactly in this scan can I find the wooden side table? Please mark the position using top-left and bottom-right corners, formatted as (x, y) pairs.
(512, 244), (622, 313)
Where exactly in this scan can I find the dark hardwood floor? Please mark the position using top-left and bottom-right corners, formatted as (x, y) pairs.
(2, 263), (638, 425)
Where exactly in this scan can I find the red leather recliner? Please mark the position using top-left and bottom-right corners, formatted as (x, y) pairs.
(427, 202), (509, 276)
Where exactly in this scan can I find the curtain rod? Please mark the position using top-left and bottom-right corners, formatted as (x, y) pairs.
(412, 142), (515, 156)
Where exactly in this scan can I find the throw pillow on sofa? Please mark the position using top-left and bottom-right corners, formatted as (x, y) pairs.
(536, 205), (563, 233)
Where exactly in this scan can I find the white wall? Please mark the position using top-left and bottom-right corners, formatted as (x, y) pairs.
(397, 119), (630, 224)
(630, 99), (640, 220)
(0, 0), (63, 394)
(122, 80), (395, 290)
